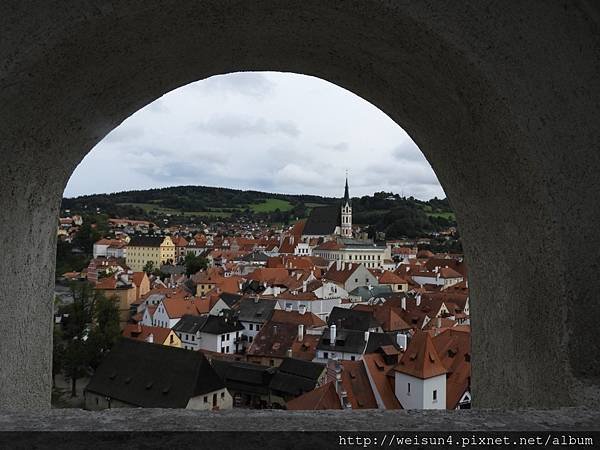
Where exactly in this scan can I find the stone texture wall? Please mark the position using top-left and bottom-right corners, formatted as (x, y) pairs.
(0, 1), (599, 409)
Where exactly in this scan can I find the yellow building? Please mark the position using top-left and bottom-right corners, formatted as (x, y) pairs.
(94, 277), (138, 329)
(126, 236), (175, 272)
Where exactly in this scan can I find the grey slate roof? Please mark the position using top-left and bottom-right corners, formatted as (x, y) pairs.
(172, 314), (207, 334)
(200, 314), (244, 335)
(327, 306), (381, 331)
(211, 357), (323, 399)
(348, 285), (394, 302)
(364, 332), (401, 353)
(211, 359), (275, 396)
(128, 236), (164, 247)
(84, 338), (224, 408)
(237, 297), (276, 324)
(302, 206), (340, 236)
(219, 292), (243, 307)
(237, 251), (270, 263)
(278, 357), (325, 381)
(316, 328), (368, 354)
(173, 314), (244, 336)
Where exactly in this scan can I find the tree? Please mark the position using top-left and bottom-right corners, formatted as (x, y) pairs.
(56, 282), (120, 397)
(52, 326), (64, 388)
(184, 252), (208, 276)
(87, 295), (121, 370)
(142, 260), (155, 274)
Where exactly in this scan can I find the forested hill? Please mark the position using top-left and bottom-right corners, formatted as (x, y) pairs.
(61, 185), (456, 239)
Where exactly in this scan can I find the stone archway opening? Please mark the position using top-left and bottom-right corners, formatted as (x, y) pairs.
(1, 1), (599, 410)
(57, 70), (461, 410)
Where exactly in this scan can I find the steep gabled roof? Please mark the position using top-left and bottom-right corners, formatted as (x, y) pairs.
(302, 206), (340, 236)
(340, 360), (378, 409)
(84, 339), (224, 408)
(394, 330), (447, 379)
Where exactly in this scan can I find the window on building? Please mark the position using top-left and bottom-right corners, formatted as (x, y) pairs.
(226, 346), (229, 353)
(408, 383), (411, 394)
(204, 396), (208, 403)
(249, 323), (253, 331)
(249, 336), (253, 343)
(256, 325), (261, 331)
(350, 356), (356, 361)
(324, 352), (329, 359)
(221, 392), (225, 399)
(433, 390), (437, 401)
(269, 359), (275, 366)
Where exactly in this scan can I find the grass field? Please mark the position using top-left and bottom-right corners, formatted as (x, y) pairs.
(426, 211), (456, 220)
(117, 202), (231, 217)
(248, 198), (293, 213)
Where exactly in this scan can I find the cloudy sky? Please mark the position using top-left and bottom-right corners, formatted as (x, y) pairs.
(64, 72), (445, 200)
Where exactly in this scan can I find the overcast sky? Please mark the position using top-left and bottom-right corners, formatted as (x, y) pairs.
(64, 72), (445, 200)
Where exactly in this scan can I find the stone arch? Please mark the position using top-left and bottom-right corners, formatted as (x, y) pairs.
(1, 1), (599, 409)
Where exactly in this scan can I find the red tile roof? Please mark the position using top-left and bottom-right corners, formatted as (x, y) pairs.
(286, 381), (342, 410)
(394, 330), (447, 379)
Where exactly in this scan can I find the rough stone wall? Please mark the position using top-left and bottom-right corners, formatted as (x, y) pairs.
(0, 1), (599, 409)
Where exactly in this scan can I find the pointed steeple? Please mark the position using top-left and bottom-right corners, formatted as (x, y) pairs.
(343, 172), (350, 206)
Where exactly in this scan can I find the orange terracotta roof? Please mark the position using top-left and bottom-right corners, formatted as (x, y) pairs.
(314, 240), (344, 251)
(362, 354), (402, 409)
(340, 360), (378, 409)
(432, 328), (471, 409)
(394, 330), (447, 379)
(286, 381), (342, 410)
(323, 263), (361, 284)
(378, 271), (409, 285)
(131, 271), (147, 288)
(122, 323), (174, 344)
(95, 277), (117, 290)
(171, 236), (189, 247)
(161, 297), (206, 318)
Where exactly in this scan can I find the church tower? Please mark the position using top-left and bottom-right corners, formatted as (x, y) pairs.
(341, 175), (352, 238)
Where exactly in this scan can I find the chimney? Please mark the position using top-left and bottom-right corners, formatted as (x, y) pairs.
(254, 296), (259, 304)
(298, 324), (304, 342)
(330, 325), (337, 346)
(401, 297), (406, 310)
(299, 305), (307, 315)
(286, 348), (293, 358)
(302, 280), (307, 292)
(396, 332), (407, 350)
(146, 333), (154, 344)
(416, 293), (421, 306)
(364, 330), (370, 343)
(273, 325), (278, 335)
(285, 304), (292, 312)
(436, 317), (442, 329)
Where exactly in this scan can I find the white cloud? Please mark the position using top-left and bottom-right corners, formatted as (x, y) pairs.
(64, 72), (445, 200)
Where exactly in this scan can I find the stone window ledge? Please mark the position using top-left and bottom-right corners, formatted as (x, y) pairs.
(1, 408), (599, 431)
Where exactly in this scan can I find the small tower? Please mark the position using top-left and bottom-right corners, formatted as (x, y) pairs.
(341, 174), (352, 238)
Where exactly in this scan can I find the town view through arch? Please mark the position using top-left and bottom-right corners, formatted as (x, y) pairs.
(54, 72), (470, 411)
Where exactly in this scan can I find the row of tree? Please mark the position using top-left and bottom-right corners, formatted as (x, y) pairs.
(53, 282), (121, 397)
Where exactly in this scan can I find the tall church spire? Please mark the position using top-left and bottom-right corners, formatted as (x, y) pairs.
(340, 172), (352, 238)
(343, 171), (350, 206)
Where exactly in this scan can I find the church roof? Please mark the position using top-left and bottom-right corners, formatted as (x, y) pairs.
(343, 177), (351, 206)
(302, 206), (340, 236)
